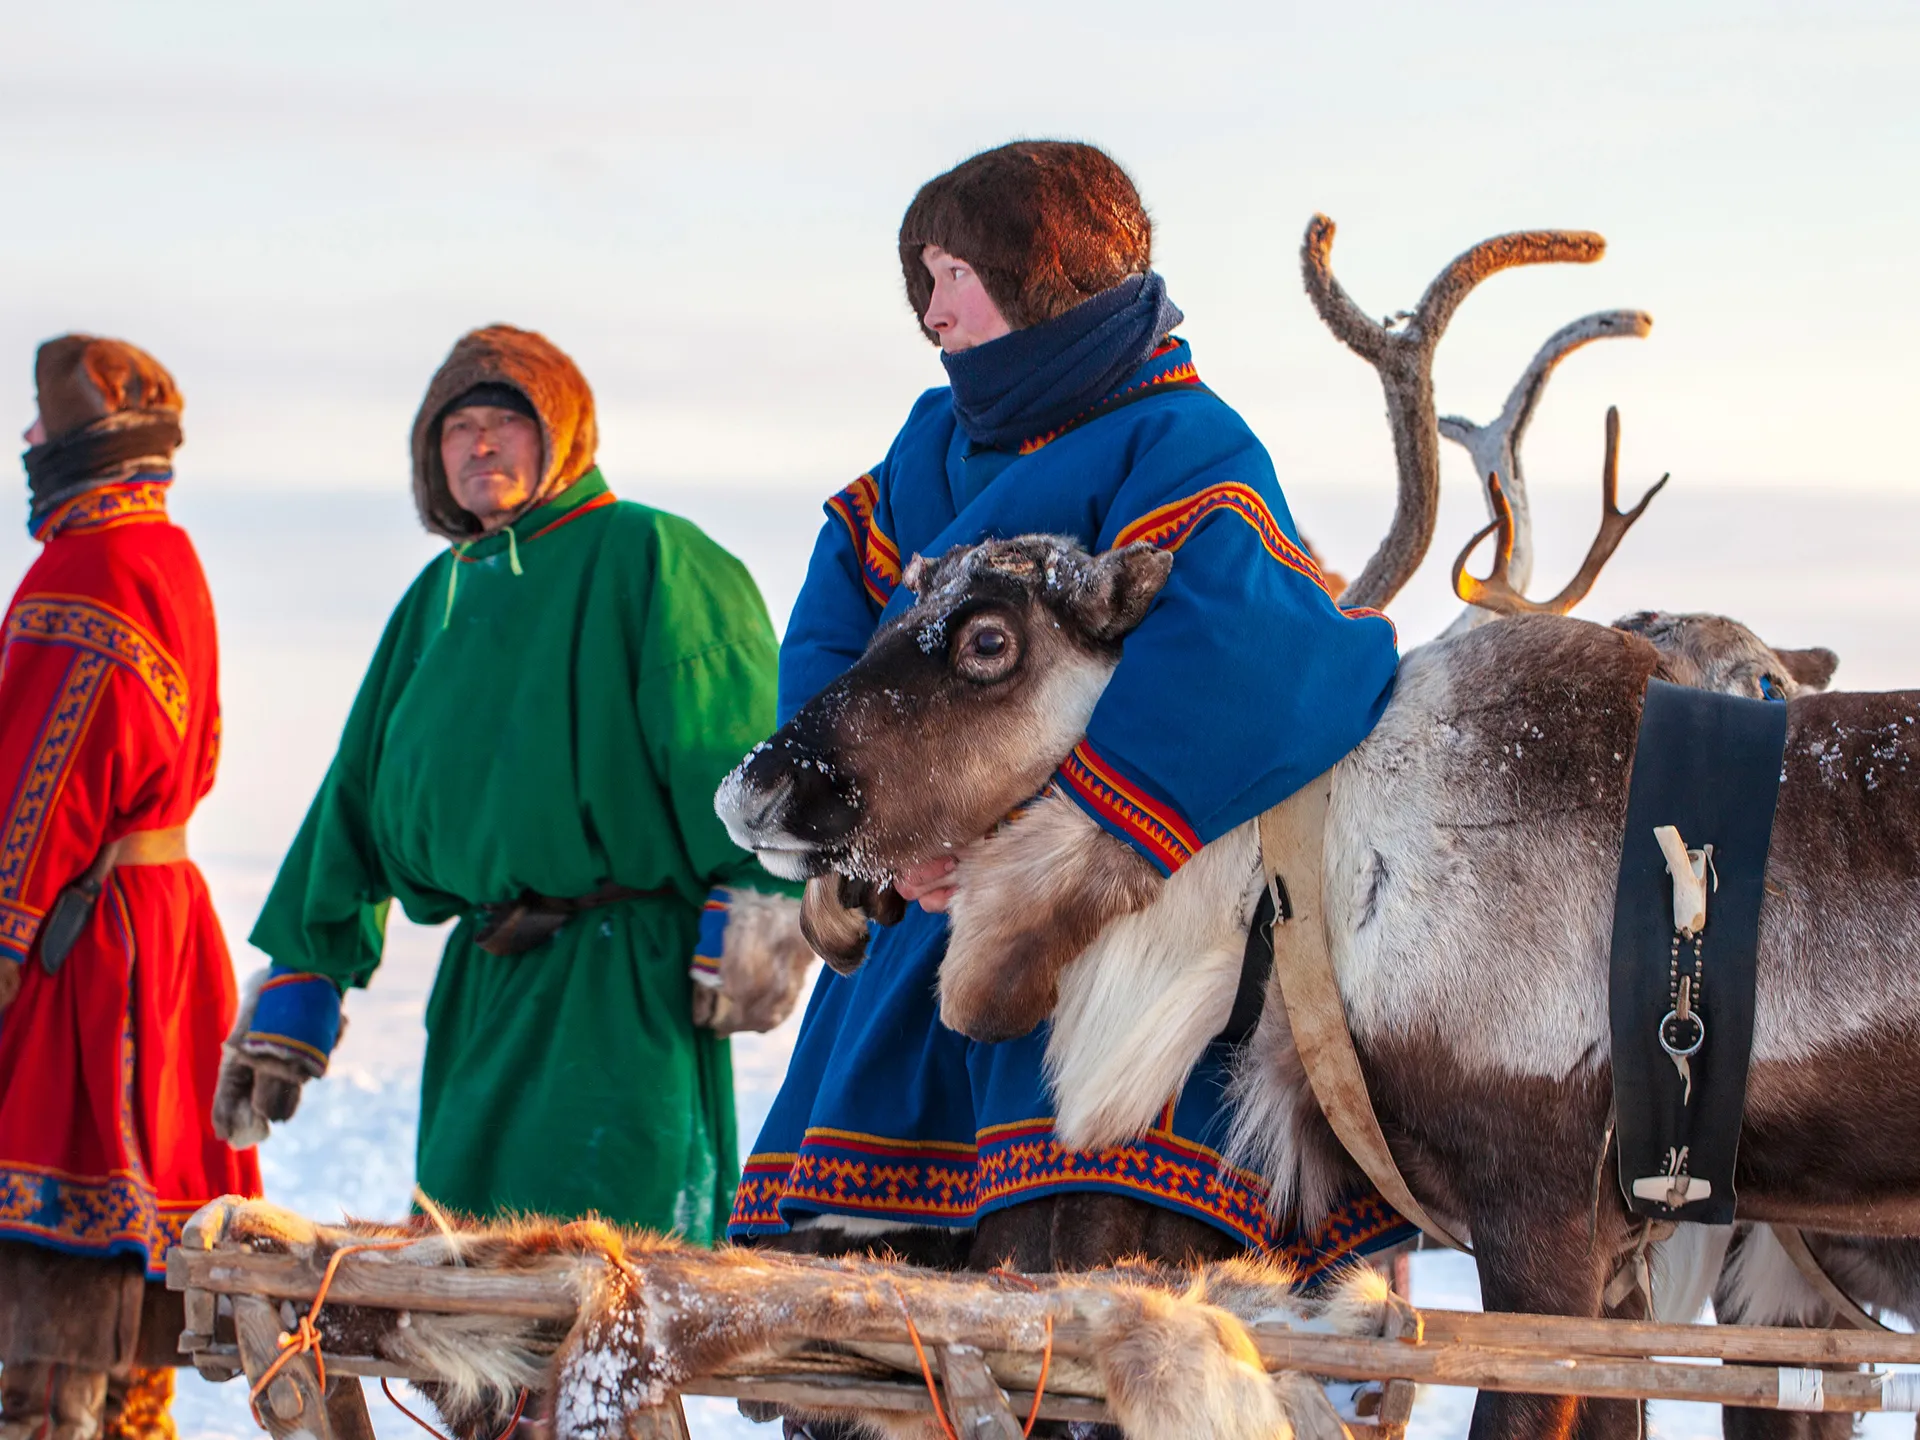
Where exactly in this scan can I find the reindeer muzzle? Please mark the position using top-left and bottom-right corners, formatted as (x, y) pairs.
(714, 733), (863, 879)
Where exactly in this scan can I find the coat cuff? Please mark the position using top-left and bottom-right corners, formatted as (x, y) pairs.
(691, 889), (730, 987)
(1055, 740), (1201, 877)
(0, 899), (42, 966)
(244, 968), (344, 1069)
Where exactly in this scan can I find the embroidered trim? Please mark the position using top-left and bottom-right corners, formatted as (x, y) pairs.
(6, 596), (189, 737)
(246, 971), (343, 1064)
(1272, 1188), (1419, 1284)
(728, 1115), (1277, 1252)
(0, 1165), (196, 1274)
(0, 651), (111, 902)
(1057, 742), (1200, 875)
(1116, 482), (1327, 590)
(1017, 339), (1203, 456)
(32, 479), (171, 541)
(0, 898), (42, 962)
(824, 474), (901, 607)
(691, 892), (728, 981)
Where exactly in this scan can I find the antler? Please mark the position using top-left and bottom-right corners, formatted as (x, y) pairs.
(1439, 309), (1652, 608)
(1302, 215), (1606, 613)
(1451, 407), (1669, 617)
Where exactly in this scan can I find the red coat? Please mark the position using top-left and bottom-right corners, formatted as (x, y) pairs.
(0, 477), (259, 1276)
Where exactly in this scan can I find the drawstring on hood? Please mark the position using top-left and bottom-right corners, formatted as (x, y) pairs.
(441, 522), (527, 629)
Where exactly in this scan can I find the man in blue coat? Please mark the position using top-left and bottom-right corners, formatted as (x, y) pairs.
(734, 141), (1412, 1278)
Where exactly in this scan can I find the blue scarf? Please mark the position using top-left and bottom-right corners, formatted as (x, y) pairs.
(942, 273), (1184, 450)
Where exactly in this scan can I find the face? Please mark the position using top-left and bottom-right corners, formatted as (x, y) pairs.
(23, 414), (46, 446)
(714, 537), (1172, 888)
(440, 405), (545, 531)
(921, 245), (1013, 353)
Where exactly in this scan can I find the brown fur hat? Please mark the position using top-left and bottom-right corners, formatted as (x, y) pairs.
(411, 325), (598, 541)
(898, 141), (1152, 343)
(34, 335), (183, 443)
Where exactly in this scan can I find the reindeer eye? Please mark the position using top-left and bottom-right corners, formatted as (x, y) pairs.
(952, 614), (1021, 681)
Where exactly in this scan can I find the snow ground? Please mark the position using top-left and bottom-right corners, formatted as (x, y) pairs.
(5, 478), (1915, 1438)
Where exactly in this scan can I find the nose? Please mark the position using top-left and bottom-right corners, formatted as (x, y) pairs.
(716, 729), (863, 850)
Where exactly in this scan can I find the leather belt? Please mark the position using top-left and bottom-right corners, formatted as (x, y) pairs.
(38, 825), (190, 974)
(474, 883), (664, 957)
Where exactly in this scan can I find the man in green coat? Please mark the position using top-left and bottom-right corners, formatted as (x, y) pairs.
(218, 325), (811, 1242)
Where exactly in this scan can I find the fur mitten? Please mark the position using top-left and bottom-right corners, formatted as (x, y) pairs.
(211, 969), (343, 1149)
(689, 888), (816, 1035)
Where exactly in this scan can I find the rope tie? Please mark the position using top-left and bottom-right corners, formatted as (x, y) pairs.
(892, 1279), (1055, 1439)
(382, 1377), (528, 1439)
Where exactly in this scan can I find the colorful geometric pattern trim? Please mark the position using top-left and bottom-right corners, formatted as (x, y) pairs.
(974, 1112), (1275, 1251)
(1017, 338), (1203, 456)
(824, 474), (901, 607)
(729, 1111), (1277, 1251)
(691, 890), (729, 984)
(6, 595), (189, 737)
(1056, 742), (1200, 876)
(730, 1128), (981, 1230)
(0, 651), (110, 905)
(244, 969), (344, 1069)
(30, 477), (172, 541)
(1116, 482), (1328, 592)
(0, 897), (43, 964)
(1271, 1187), (1420, 1286)
(0, 1164), (196, 1276)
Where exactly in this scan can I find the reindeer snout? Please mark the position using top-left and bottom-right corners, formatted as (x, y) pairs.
(713, 733), (863, 877)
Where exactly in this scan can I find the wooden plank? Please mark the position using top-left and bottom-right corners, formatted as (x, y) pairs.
(324, 1377), (379, 1440)
(937, 1344), (1022, 1440)
(232, 1296), (327, 1438)
(691, 1374), (1111, 1425)
(167, 1247), (578, 1321)
(626, 1395), (692, 1439)
(1404, 1308), (1920, 1367)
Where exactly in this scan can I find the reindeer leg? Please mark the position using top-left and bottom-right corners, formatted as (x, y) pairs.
(1468, 1205), (1644, 1440)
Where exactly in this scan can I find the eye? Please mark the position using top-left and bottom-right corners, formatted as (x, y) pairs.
(952, 613), (1021, 681)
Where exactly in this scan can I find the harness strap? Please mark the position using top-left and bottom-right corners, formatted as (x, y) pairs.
(1258, 771), (1472, 1254)
(1770, 1225), (1890, 1332)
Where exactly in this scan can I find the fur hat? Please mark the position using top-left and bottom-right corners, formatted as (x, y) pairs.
(898, 141), (1152, 344)
(34, 335), (182, 443)
(411, 325), (598, 541)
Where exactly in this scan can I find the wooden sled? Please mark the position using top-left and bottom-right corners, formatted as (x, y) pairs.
(169, 1199), (1920, 1440)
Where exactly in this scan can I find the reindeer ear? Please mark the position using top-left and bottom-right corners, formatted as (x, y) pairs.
(1773, 646), (1839, 692)
(902, 553), (933, 596)
(1067, 543), (1175, 643)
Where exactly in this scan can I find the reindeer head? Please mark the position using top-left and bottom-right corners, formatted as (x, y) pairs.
(715, 535), (1173, 925)
(1610, 612), (1838, 699)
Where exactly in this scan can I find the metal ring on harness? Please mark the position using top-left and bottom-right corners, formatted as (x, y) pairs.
(1658, 1010), (1705, 1060)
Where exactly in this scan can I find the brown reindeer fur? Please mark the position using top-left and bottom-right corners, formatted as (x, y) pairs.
(943, 792), (1162, 1041)
(410, 325), (598, 541)
(191, 1199), (1388, 1440)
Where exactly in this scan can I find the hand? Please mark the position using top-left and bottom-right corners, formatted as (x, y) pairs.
(893, 856), (959, 913)
(0, 958), (20, 1012)
(212, 1041), (322, 1149)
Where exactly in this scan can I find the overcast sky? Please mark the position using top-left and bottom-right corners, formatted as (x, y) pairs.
(4, 0), (1916, 509)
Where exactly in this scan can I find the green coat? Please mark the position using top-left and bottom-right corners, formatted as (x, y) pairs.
(251, 471), (783, 1241)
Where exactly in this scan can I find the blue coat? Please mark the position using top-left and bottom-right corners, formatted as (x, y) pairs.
(733, 338), (1413, 1273)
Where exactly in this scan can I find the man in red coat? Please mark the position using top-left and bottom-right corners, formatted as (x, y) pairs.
(0, 337), (260, 1440)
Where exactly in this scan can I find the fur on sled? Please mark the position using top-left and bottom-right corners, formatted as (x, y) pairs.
(185, 1198), (1401, 1440)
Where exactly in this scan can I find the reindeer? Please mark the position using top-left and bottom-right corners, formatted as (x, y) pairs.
(719, 218), (1919, 1440)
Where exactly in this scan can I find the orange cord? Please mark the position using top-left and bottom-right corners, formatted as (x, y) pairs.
(246, 1237), (418, 1420)
(240, 1234), (526, 1440)
(893, 1290), (961, 1440)
(380, 1377), (528, 1440)
(1021, 1315), (1054, 1438)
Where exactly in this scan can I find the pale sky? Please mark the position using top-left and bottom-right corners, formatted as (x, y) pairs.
(4, 0), (1916, 507)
